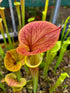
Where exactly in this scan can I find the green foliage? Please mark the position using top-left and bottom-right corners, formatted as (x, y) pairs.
(1, 8), (13, 49)
(14, 2), (21, 29)
(0, 72), (3, 79)
(61, 16), (70, 43)
(42, 11), (46, 21)
(0, 46), (5, 58)
(10, 28), (15, 49)
(20, 0), (25, 26)
(44, 41), (61, 77)
(5, 31), (13, 50)
(63, 84), (68, 88)
(54, 16), (70, 71)
(64, 27), (70, 40)
(0, 82), (6, 92)
(0, 13), (13, 50)
(39, 61), (45, 69)
(0, 2), (70, 93)
(42, 0), (49, 21)
(49, 73), (69, 93)
(14, 70), (21, 82)
(54, 37), (70, 71)
(0, 30), (8, 50)
(27, 17), (35, 23)
(0, 18), (8, 50)
(33, 73), (38, 93)
(24, 65), (29, 74)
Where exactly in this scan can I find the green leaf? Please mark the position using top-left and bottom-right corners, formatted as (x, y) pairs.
(30, 68), (38, 93)
(54, 37), (70, 71)
(39, 61), (45, 69)
(62, 37), (70, 49)
(0, 46), (5, 58)
(50, 41), (61, 53)
(44, 41), (61, 77)
(14, 70), (21, 82)
(0, 82), (6, 92)
(64, 28), (70, 40)
(24, 65), (29, 74)
(0, 72), (3, 79)
(49, 73), (69, 93)
(61, 16), (70, 43)
(27, 17), (35, 23)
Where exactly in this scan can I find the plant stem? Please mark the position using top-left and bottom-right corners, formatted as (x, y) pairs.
(14, 70), (21, 82)
(14, 2), (22, 30)
(42, 0), (49, 21)
(44, 51), (56, 77)
(54, 48), (65, 71)
(0, 46), (5, 58)
(20, 0), (25, 26)
(0, 19), (8, 49)
(0, 7), (13, 49)
(30, 67), (39, 93)
(10, 28), (14, 48)
(61, 16), (70, 43)
(49, 73), (69, 93)
(63, 28), (70, 40)
(54, 38), (70, 71)
(44, 57), (50, 77)
(16, 5), (21, 29)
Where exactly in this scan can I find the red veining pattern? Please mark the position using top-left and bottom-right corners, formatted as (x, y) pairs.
(17, 21), (61, 55)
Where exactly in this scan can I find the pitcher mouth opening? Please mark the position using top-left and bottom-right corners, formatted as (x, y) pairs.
(25, 54), (43, 68)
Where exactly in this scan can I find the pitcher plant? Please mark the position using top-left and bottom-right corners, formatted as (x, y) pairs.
(16, 21), (61, 93)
